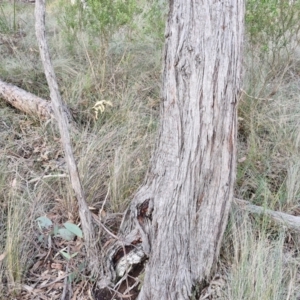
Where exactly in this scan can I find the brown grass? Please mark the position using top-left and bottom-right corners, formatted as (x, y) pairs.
(1, 0), (300, 299)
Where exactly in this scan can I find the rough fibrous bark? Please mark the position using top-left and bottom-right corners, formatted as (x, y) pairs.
(0, 78), (53, 119)
(137, 1), (244, 298)
(234, 198), (300, 232)
(105, 0), (245, 299)
(35, 0), (100, 275)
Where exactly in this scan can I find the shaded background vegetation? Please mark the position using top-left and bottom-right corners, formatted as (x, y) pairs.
(1, 0), (300, 298)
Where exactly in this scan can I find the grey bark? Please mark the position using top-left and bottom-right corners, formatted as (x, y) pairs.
(105, 0), (245, 299)
(35, 0), (100, 275)
(234, 198), (300, 232)
(0, 78), (53, 120)
(138, 1), (244, 298)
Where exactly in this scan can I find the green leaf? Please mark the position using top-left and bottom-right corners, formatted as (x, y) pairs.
(38, 234), (44, 242)
(78, 262), (86, 272)
(58, 228), (75, 241)
(36, 216), (53, 229)
(70, 252), (78, 258)
(63, 222), (83, 238)
(68, 272), (77, 283)
(53, 225), (60, 236)
(60, 250), (71, 260)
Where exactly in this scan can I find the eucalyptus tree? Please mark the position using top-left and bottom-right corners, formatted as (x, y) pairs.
(107, 0), (245, 299)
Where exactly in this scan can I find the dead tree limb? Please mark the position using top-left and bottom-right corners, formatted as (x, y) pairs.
(35, 0), (100, 275)
(0, 78), (53, 120)
(234, 198), (300, 232)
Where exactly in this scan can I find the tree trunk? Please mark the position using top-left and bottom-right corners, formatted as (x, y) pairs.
(129, 0), (244, 300)
(102, 0), (244, 299)
(136, 1), (244, 298)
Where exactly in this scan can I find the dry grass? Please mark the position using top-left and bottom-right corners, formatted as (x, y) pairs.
(228, 17), (300, 300)
(1, 0), (300, 299)
(0, 1), (161, 297)
(222, 211), (300, 300)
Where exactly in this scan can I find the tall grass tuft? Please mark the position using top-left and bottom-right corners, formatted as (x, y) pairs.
(223, 212), (299, 300)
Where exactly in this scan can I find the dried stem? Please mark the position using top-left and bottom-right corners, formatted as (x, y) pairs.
(34, 0), (100, 275)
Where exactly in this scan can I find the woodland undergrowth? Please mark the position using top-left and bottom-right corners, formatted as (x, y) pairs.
(1, 0), (300, 299)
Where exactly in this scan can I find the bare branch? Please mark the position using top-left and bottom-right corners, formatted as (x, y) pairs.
(35, 0), (100, 275)
(234, 198), (300, 231)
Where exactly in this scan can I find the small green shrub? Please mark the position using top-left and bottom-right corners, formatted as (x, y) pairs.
(59, 0), (139, 43)
(85, 0), (138, 34)
(36, 216), (83, 241)
(0, 1), (17, 33)
(0, 5), (11, 33)
(140, 0), (167, 43)
(246, 0), (300, 52)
